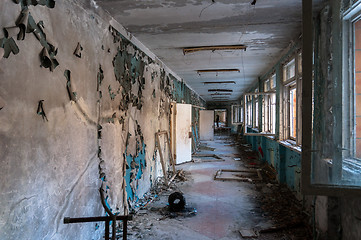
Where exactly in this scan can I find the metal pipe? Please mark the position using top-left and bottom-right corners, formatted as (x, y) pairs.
(105, 220), (110, 240)
(63, 215), (132, 223)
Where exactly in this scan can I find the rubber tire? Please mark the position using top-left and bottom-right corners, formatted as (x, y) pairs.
(168, 192), (186, 212)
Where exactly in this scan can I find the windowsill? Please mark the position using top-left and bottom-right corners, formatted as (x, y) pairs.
(266, 135), (276, 140)
(318, 158), (361, 186)
(252, 128), (259, 133)
(279, 140), (302, 153)
(343, 158), (361, 175)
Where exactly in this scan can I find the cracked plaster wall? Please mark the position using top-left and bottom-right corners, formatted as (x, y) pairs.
(0, 1), (203, 239)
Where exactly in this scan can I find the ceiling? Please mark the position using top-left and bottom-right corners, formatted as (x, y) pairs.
(95, 0), (325, 103)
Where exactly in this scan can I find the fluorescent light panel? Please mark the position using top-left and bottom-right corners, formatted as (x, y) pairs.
(211, 93), (232, 96)
(204, 81), (236, 85)
(208, 89), (233, 92)
(197, 69), (240, 73)
(184, 45), (246, 54)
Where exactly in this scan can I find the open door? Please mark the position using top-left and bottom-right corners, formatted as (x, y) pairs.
(172, 103), (192, 164)
(199, 110), (214, 141)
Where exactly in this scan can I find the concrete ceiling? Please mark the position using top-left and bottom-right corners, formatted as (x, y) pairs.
(95, 0), (324, 103)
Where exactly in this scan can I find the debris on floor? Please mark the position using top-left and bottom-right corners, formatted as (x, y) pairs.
(118, 134), (312, 240)
(239, 228), (259, 238)
(214, 169), (262, 182)
(192, 153), (224, 163)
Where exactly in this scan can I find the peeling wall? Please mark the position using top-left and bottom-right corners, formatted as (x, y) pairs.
(0, 1), (203, 239)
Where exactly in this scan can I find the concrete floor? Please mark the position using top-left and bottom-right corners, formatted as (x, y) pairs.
(125, 133), (310, 240)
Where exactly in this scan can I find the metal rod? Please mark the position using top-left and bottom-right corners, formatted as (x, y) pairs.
(112, 217), (116, 240)
(105, 220), (110, 240)
(123, 218), (128, 240)
(63, 216), (132, 223)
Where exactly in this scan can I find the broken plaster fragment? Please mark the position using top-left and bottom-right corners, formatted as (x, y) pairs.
(4, 27), (20, 39)
(0, 48), (4, 59)
(27, 16), (59, 71)
(108, 85), (116, 100)
(74, 42), (83, 58)
(64, 70), (77, 101)
(97, 65), (104, 91)
(36, 100), (48, 121)
(16, 9), (30, 40)
(14, 0), (56, 8)
(1, 38), (20, 58)
(40, 47), (52, 68)
(0, 96), (5, 110)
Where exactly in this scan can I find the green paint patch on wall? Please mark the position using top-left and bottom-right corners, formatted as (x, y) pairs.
(124, 140), (147, 202)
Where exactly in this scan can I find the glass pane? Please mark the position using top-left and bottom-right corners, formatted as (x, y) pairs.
(310, 16), (361, 189)
(255, 100), (259, 127)
(271, 74), (276, 89)
(289, 88), (297, 139)
(271, 94), (276, 134)
(284, 59), (296, 81)
(264, 80), (270, 92)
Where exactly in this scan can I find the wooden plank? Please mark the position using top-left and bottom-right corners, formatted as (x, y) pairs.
(220, 169), (257, 173)
(156, 133), (168, 185)
(165, 132), (176, 174)
(239, 228), (258, 238)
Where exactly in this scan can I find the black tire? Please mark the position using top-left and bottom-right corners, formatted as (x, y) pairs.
(168, 192), (186, 212)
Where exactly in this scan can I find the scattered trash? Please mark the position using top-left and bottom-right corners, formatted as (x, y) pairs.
(234, 157), (241, 161)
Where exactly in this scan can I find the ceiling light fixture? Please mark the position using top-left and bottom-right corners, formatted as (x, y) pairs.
(212, 98), (230, 100)
(210, 100), (230, 103)
(183, 45), (246, 55)
(211, 93), (232, 96)
(204, 81), (236, 85)
(208, 89), (233, 92)
(197, 69), (240, 74)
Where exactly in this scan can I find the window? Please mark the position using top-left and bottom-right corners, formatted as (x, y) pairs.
(231, 105), (243, 124)
(282, 57), (301, 144)
(244, 92), (276, 136)
(284, 59), (296, 81)
(303, 1), (361, 195)
(262, 75), (276, 134)
(255, 98), (259, 128)
(289, 87), (297, 139)
(246, 95), (252, 126)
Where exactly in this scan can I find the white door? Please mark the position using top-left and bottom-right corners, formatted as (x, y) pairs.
(200, 110), (214, 141)
(175, 103), (192, 164)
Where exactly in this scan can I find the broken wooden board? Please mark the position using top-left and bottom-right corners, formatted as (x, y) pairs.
(192, 154), (224, 163)
(214, 169), (262, 182)
(239, 228), (259, 238)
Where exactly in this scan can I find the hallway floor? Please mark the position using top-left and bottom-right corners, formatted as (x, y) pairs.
(125, 134), (311, 240)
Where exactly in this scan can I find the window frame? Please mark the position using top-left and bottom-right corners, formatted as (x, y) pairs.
(231, 104), (243, 125)
(282, 55), (302, 146)
(262, 74), (276, 134)
(302, 0), (361, 196)
(244, 92), (276, 137)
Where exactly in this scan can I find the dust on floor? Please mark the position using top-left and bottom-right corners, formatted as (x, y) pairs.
(118, 134), (312, 240)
